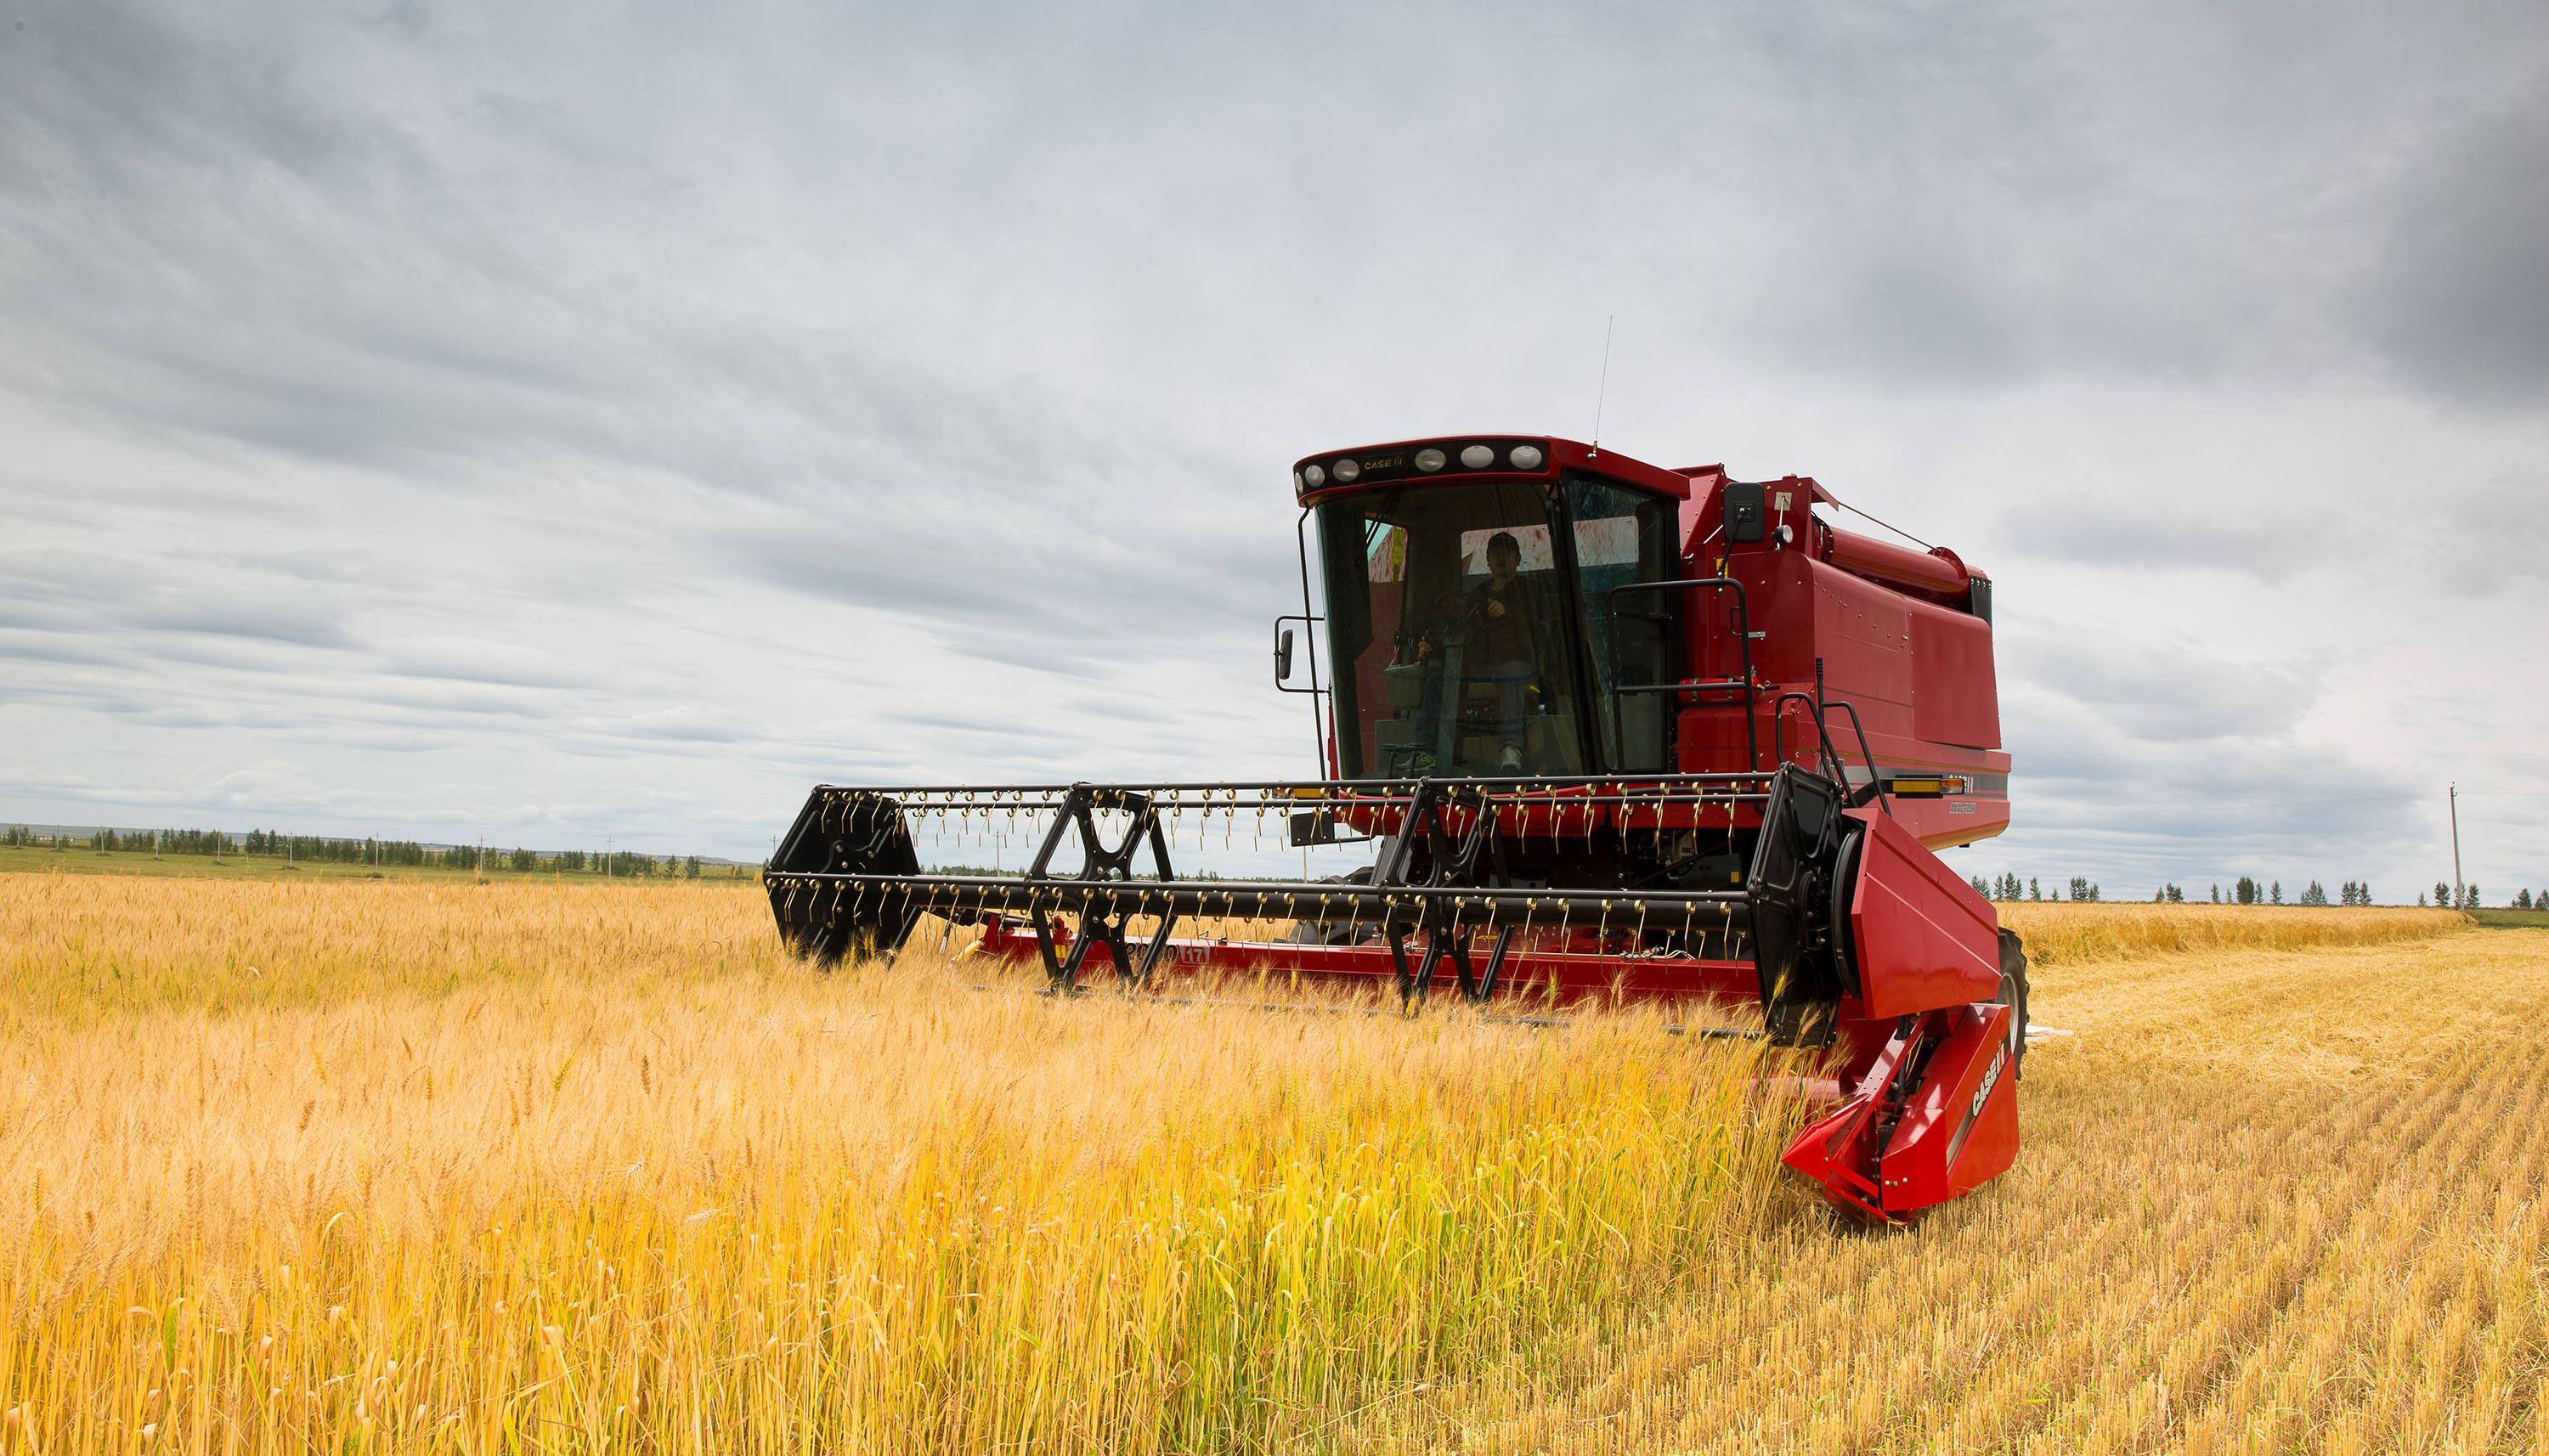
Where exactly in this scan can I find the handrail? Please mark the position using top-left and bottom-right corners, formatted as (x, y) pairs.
(1771, 691), (1843, 784)
(1811, 656), (1889, 817)
(1600, 577), (1760, 770)
(1817, 697), (1891, 818)
(1770, 680), (1891, 817)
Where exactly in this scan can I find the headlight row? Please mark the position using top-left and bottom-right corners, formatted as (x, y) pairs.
(1297, 441), (1545, 491)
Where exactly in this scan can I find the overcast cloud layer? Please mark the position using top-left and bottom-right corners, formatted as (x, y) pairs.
(3, 0), (2545, 899)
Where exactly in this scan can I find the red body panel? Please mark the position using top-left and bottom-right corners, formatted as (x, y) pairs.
(1879, 1003), (2020, 1210)
(1844, 806), (2003, 1019)
(1659, 476), (2011, 854)
(1908, 605), (2001, 751)
(1779, 1060), (1901, 1220)
(972, 917), (1758, 1006)
(1779, 1003), (2018, 1219)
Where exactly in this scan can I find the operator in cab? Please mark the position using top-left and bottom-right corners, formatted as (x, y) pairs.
(1411, 530), (1543, 771)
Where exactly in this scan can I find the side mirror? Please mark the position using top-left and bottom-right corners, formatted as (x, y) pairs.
(1274, 628), (1295, 683)
(1724, 481), (1767, 543)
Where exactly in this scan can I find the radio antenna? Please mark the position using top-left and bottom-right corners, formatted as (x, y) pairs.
(1591, 314), (1614, 455)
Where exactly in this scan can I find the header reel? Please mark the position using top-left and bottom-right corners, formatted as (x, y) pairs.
(766, 765), (1868, 1047)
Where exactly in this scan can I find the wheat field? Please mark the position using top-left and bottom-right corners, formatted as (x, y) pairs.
(1, 872), (2535, 1453)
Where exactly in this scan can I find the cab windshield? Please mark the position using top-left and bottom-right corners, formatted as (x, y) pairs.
(1314, 478), (1676, 779)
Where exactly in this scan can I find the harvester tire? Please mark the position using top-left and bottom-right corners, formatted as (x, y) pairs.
(1996, 927), (2031, 1077)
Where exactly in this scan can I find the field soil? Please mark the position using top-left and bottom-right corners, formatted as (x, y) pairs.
(1, 872), (2536, 1454)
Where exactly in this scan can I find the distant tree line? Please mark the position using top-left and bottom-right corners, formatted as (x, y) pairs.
(1954, 869), (2444, 907)
(1967, 872), (2101, 903)
(2416, 883), (2546, 911)
(1, 823), (737, 879)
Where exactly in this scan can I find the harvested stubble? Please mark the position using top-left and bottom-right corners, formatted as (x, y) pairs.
(1343, 906), (2549, 1454)
(0, 873), (1781, 1454)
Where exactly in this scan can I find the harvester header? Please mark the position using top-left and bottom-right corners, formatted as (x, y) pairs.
(766, 432), (2025, 1222)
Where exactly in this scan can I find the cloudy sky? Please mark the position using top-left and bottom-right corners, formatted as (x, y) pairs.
(3, 1), (2545, 899)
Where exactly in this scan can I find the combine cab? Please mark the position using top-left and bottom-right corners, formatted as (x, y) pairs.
(765, 436), (2022, 1222)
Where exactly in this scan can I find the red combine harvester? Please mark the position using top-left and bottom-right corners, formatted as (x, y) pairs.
(766, 435), (2022, 1221)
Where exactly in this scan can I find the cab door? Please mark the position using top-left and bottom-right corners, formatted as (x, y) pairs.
(1563, 476), (1681, 772)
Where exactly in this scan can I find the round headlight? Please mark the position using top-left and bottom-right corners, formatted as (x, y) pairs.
(1332, 458), (1360, 483)
(1459, 443), (1495, 469)
(1413, 447), (1446, 472)
(1302, 464), (1325, 488)
(1509, 443), (1546, 470)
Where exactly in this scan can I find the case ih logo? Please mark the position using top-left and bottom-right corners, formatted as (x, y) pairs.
(1362, 454), (1401, 471)
(1970, 1044), (2009, 1120)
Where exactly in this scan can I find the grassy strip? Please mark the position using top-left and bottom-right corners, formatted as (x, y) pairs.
(0, 842), (755, 883)
(2000, 902), (2462, 965)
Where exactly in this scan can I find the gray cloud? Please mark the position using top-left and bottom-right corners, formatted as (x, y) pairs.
(1979, 660), (2433, 894)
(1, 0), (2545, 891)
(2352, 97), (2549, 404)
(1993, 498), (2331, 584)
(2013, 631), (2326, 742)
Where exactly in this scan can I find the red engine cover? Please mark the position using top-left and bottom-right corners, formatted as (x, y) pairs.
(1845, 806), (2000, 1018)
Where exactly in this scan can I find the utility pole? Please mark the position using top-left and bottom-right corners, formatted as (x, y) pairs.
(2450, 782), (2464, 908)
